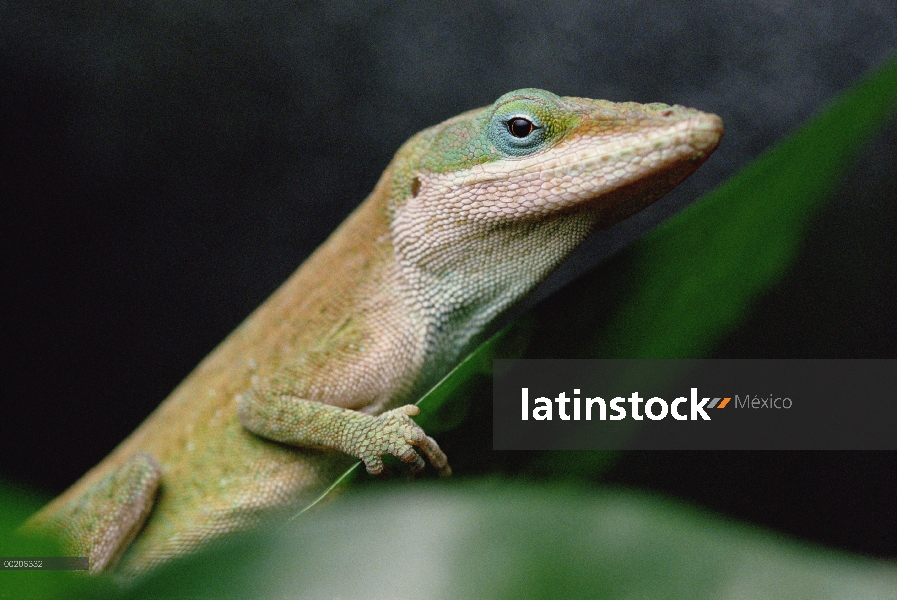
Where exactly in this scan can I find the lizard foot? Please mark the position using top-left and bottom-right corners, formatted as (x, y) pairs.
(353, 405), (451, 477)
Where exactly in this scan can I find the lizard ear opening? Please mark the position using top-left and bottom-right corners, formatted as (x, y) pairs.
(410, 177), (421, 198)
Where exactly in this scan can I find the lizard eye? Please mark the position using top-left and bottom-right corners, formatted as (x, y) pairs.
(507, 117), (535, 138)
(487, 96), (553, 156)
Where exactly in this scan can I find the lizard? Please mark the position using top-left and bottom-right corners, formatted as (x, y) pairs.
(25, 88), (722, 579)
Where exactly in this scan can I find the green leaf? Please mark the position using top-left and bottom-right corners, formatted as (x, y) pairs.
(589, 52), (897, 359)
(129, 483), (897, 599)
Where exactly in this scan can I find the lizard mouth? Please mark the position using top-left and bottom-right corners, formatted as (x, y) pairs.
(552, 112), (723, 183)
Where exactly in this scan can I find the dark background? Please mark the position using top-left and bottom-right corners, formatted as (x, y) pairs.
(2, 2), (895, 558)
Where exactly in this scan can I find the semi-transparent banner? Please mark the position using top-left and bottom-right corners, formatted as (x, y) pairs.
(493, 359), (896, 450)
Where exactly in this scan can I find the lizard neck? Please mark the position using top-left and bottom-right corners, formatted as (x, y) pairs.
(391, 209), (597, 380)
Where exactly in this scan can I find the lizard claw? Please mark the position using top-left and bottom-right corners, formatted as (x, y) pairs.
(356, 405), (451, 476)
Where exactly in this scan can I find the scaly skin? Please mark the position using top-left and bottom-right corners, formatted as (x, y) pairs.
(26, 89), (722, 578)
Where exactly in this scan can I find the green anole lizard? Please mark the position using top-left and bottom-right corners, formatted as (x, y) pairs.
(26, 89), (722, 578)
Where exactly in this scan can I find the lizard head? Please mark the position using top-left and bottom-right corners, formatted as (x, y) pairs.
(393, 88), (722, 226)
(386, 89), (723, 353)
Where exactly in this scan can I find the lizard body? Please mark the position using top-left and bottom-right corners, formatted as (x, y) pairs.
(27, 89), (722, 578)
